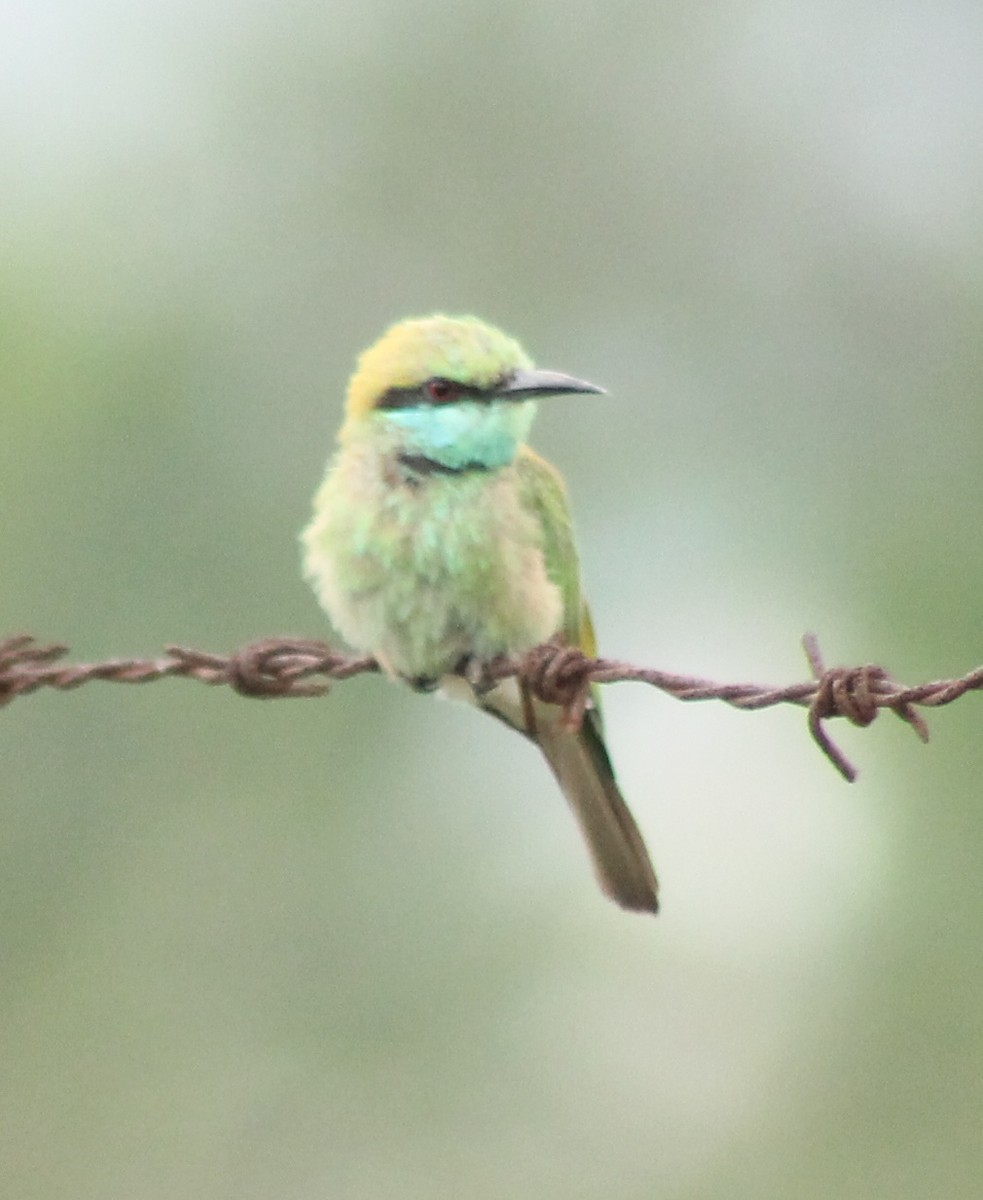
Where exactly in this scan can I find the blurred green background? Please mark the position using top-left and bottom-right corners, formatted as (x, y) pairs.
(3, 2), (983, 1196)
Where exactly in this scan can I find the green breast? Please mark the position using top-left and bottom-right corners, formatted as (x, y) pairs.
(304, 451), (563, 679)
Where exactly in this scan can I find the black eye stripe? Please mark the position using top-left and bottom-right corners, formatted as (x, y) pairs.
(376, 385), (427, 410)
(376, 376), (505, 410)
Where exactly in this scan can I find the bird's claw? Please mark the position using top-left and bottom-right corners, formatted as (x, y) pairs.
(457, 655), (501, 697)
(406, 674), (440, 693)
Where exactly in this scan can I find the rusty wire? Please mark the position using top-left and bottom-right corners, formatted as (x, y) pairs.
(1, 632), (980, 781)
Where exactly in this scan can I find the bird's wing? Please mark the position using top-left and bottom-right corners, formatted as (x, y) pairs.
(514, 445), (594, 653)
(515, 444), (605, 727)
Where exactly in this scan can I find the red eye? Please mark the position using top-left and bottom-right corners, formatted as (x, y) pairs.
(426, 378), (457, 403)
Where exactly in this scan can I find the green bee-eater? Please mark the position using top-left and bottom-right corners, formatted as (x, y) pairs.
(302, 315), (658, 913)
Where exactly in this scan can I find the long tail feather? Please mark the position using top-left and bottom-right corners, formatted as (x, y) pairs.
(536, 710), (659, 913)
(468, 677), (659, 914)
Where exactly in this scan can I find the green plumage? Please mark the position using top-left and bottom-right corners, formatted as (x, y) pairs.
(305, 443), (562, 681)
(302, 315), (659, 913)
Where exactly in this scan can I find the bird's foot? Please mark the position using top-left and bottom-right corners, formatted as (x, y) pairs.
(454, 655), (504, 697)
(405, 674), (441, 693)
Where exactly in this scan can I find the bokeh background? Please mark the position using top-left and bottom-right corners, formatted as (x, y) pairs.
(3, 2), (983, 1196)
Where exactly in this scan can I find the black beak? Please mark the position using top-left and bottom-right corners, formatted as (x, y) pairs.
(499, 368), (606, 400)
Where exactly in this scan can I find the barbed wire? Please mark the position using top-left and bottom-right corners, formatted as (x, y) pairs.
(2, 632), (980, 781)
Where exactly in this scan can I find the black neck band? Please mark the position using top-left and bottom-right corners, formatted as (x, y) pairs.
(398, 452), (493, 477)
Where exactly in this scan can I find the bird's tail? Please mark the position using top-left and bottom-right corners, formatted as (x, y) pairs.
(535, 708), (659, 914)
(469, 677), (658, 914)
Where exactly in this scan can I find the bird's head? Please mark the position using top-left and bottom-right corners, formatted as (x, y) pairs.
(339, 315), (604, 472)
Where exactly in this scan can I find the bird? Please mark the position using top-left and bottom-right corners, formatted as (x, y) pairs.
(301, 315), (658, 913)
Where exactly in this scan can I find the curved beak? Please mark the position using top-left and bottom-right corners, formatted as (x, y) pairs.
(499, 368), (606, 400)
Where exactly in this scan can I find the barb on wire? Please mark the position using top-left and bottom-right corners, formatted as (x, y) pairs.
(1, 632), (981, 781)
